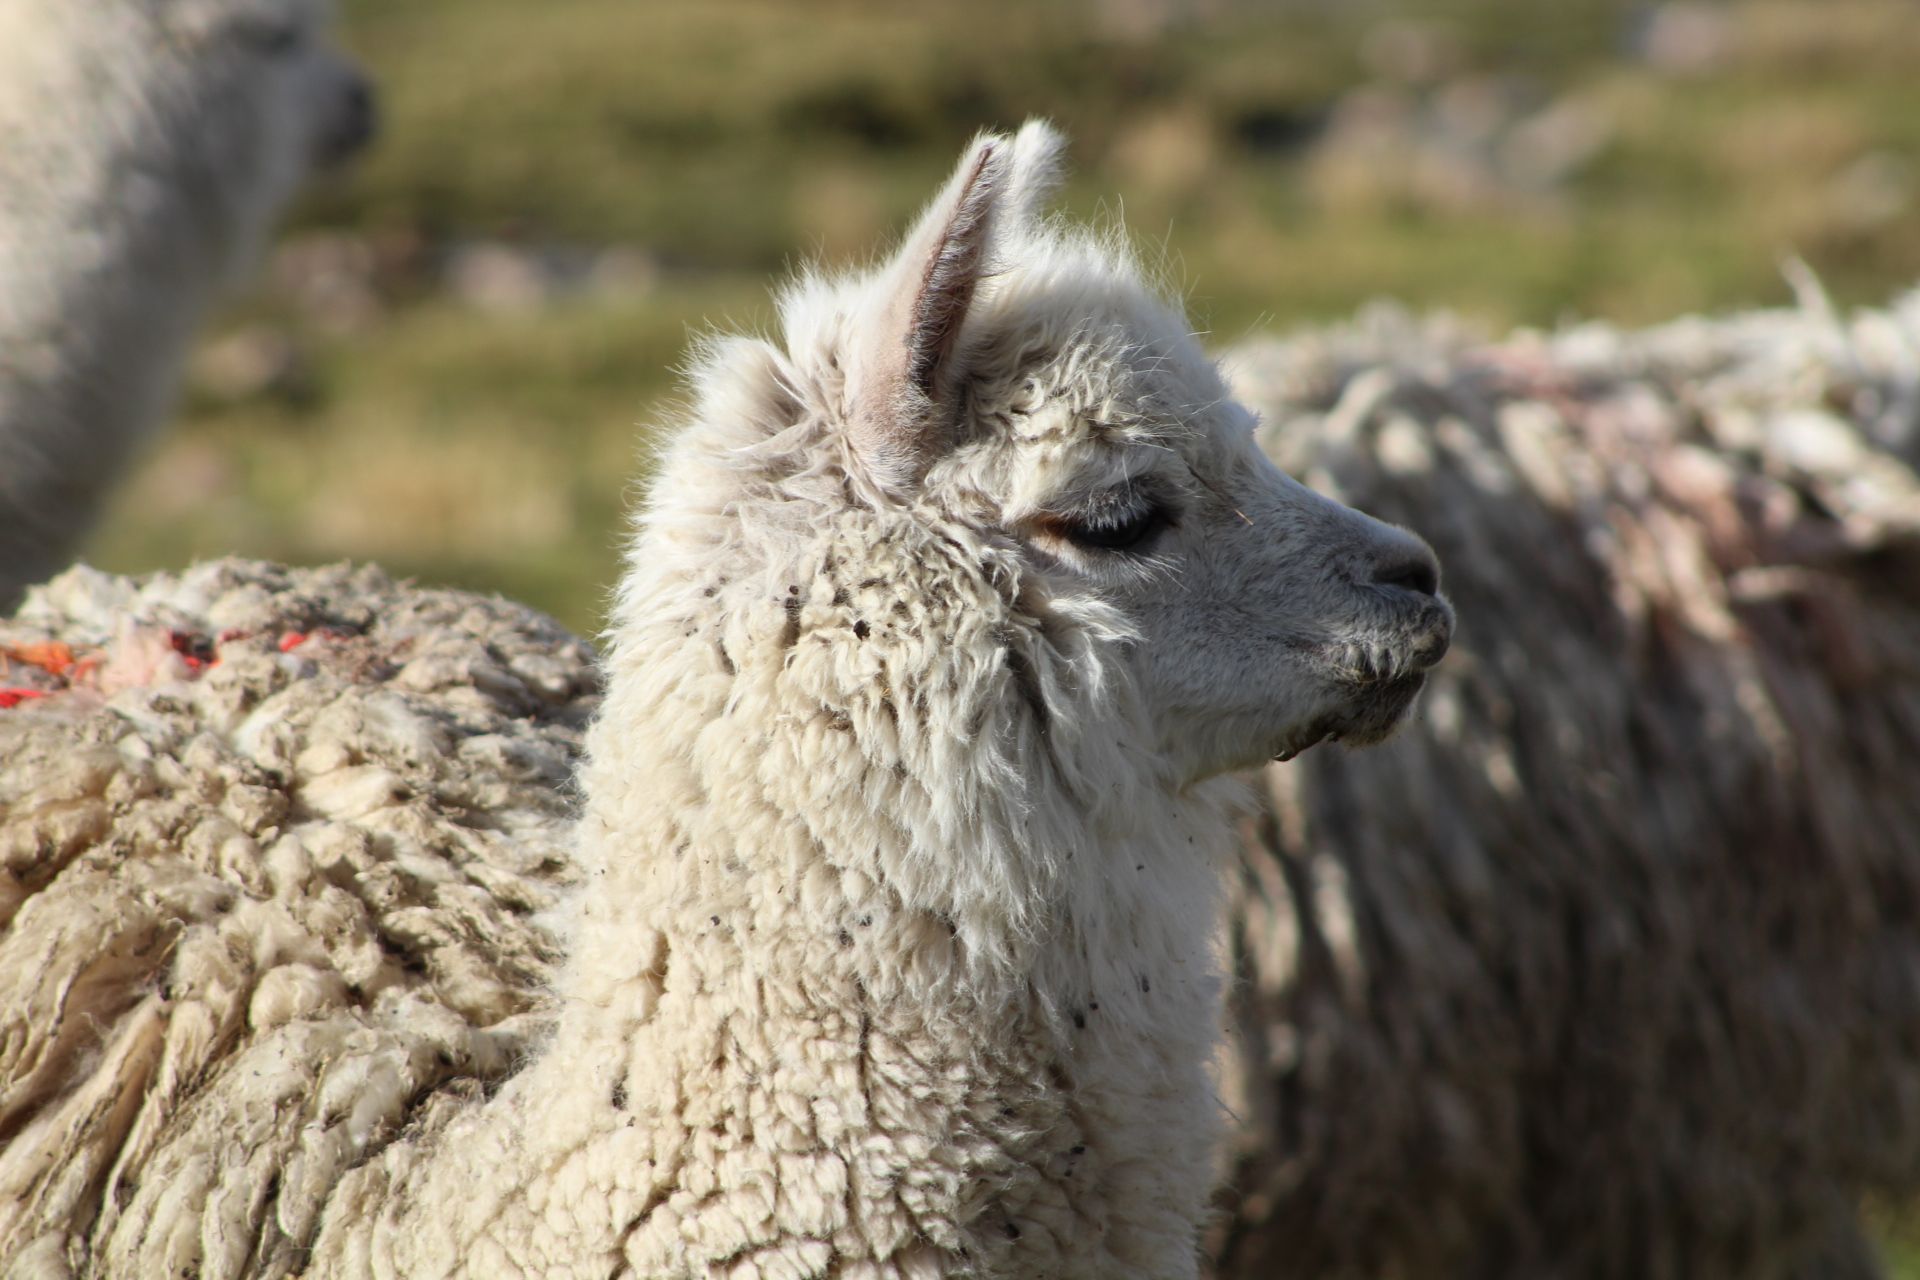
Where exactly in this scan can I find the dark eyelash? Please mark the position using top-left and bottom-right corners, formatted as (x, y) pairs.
(1058, 504), (1168, 553)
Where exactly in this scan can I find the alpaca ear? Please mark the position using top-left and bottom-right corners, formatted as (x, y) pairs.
(1001, 119), (1067, 230)
(163, 0), (293, 45)
(161, 0), (226, 40)
(847, 121), (1066, 489)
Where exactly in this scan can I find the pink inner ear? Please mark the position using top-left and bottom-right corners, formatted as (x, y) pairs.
(904, 141), (1000, 402)
(848, 134), (1009, 488)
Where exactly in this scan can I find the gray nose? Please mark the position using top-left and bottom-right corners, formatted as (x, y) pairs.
(318, 70), (379, 167)
(1367, 530), (1453, 668)
(1371, 547), (1439, 598)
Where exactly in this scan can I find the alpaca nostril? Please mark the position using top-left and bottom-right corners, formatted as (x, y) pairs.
(1373, 555), (1439, 598)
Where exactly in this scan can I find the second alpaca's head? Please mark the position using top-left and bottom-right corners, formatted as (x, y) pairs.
(144, 0), (376, 275)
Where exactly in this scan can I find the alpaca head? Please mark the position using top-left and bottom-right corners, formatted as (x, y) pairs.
(634, 122), (1450, 826)
(149, 0), (376, 269)
(827, 122), (1451, 785)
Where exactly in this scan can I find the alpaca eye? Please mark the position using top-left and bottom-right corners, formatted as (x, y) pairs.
(237, 18), (304, 54)
(1059, 504), (1167, 553)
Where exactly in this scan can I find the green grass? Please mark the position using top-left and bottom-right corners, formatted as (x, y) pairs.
(1875, 1203), (1920, 1278)
(86, 0), (1920, 636)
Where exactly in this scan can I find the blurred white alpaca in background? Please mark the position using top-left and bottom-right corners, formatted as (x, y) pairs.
(0, 0), (376, 610)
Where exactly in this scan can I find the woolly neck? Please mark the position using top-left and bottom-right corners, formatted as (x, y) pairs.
(564, 382), (1241, 1041)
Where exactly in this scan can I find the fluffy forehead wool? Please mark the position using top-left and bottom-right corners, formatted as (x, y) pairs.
(641, 217), (1247, 648)
(135, 0), (338, 51)
(165, 0), (337, 23)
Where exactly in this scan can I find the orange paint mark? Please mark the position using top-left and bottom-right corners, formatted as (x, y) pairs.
(3, 641), (76, 676)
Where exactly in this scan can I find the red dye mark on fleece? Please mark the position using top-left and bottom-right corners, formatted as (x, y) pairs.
(279, 629), (346, 653)
(168, 631), (217, 671)
(0, 688), (49, 710)
(4, 641), (77, 676)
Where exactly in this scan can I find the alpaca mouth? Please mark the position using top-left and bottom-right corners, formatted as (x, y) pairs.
(1276, 606), (1453, 761)
(1327, 606), (1453, 685)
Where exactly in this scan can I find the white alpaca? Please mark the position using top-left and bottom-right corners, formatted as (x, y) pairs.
(0, 0), (376, 611)
(0, 123), (1451, 1278)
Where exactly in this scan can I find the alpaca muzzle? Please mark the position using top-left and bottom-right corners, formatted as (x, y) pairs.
(316, 68), (378, 168)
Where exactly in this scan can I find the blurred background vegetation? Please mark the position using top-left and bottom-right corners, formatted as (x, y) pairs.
(86, 0), (1920, 642)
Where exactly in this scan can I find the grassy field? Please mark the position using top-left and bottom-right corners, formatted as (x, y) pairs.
(68, 0), (1920, 1267)
(86, 0), (1920, 635)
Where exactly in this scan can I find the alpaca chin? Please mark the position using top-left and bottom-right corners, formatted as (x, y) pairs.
(1272, 671), (1427, 760)
(1330, 670), (1432, 747)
